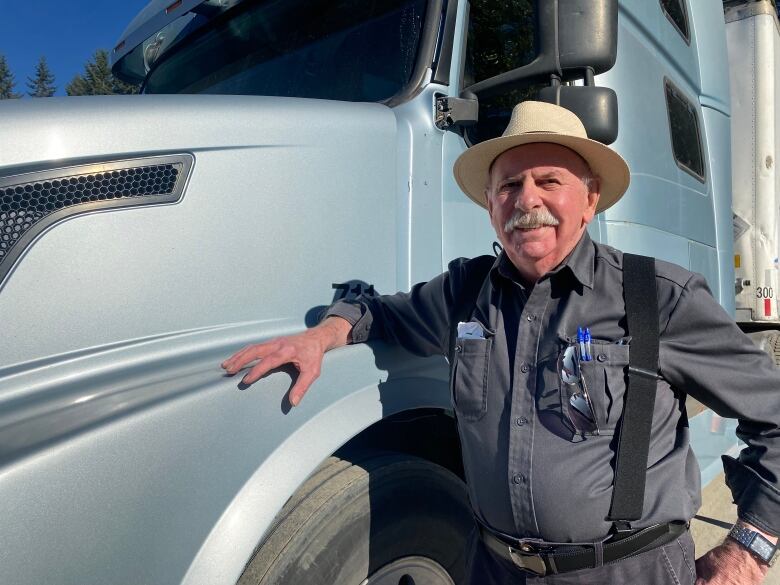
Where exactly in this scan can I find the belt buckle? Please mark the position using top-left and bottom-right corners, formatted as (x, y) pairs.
(508, 542), (547, 577)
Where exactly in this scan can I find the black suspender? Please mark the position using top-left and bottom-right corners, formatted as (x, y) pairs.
(449, 251), (661, 530)
(607, 253), (660, 528)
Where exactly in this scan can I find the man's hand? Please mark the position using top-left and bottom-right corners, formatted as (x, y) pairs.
(695, 522), (775, 584)
(220, 317), (353, 406)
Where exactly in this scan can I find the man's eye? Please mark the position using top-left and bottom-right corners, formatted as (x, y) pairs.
(540, 179), (560, 187)
(501, 181), (521, 190)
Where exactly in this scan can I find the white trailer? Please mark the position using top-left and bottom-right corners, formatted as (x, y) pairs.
(727, 1), (780, 339)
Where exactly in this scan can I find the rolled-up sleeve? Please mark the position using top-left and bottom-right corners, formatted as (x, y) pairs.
(321, 258), (469, 357)
(659, 273), (780, 536)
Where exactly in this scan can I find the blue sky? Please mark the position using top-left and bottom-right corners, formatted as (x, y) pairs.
(0, 1), (150, 96)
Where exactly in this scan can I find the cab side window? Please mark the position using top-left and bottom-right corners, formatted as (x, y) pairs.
(665, 79), (705, 181)
(660, 0), (689, 42)
(463, 0), (540, 145)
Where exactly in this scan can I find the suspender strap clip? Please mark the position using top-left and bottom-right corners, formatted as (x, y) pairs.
(628, 366), (661, 380)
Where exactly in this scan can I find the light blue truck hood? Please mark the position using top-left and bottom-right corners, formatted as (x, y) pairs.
(0, 94), (400, 367)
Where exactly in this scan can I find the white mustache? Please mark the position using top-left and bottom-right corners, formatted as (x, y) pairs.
(504, 209), (560, 233)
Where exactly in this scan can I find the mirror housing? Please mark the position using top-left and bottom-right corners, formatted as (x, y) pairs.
(557, 0), (617, 74)
(464, 0), (618, 98)
(537, 85), (619, 144)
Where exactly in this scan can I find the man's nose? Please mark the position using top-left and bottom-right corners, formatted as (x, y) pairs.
(513, 182), (543, 211)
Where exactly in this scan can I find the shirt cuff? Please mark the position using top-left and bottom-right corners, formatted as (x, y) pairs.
(321, 300), (374, 343)
(723, 455), (780, 536)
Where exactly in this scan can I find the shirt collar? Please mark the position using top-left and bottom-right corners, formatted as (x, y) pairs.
(490, 231), (595, 290)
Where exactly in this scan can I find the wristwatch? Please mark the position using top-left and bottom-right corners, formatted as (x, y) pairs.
(728, 524), (778, 566)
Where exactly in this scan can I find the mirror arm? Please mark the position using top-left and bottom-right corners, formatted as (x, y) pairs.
(583, 67), (595, 87)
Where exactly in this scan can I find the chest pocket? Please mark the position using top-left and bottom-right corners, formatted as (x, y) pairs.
(451, 337), (492, 421)
(539, 336), (631, 437)
(576, 340), (630, 435)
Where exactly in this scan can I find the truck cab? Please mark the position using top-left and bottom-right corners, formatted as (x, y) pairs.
(0, 1), (749, 584)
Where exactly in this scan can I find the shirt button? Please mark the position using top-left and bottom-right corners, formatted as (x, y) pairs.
(597, 353), (607, 362)
(520, 363), (530, 373)
(526, 314), (536, 322)
(515, 416), (528, 427)
(513, 473), (525, 485)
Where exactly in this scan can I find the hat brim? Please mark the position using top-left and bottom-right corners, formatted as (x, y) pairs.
(453, 133), (630, 214)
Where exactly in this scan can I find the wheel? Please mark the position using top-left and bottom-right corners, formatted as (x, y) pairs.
(769, 333), (780, 367)
(747, 330), (780, 367)
(237, 453), (475, 585)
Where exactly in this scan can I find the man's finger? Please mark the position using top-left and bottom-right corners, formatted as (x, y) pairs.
(288, 371), (318, 406)
(222, 345), (255, 370)
(223, 342), (276, 373)
(221, 344), (253, 367)
(241, 353), (289, 384)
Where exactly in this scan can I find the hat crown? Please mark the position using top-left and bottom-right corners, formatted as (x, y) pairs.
(503, 101), (588, 140)
(452, 99), (630, 215)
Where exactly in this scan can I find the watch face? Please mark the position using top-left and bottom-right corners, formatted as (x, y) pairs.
(730, 526), (777, 564)
(752, 535), (775, 561)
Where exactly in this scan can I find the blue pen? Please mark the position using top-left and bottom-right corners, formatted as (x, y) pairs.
(584, 328), (593, 361)
(577, 327), (587, 360)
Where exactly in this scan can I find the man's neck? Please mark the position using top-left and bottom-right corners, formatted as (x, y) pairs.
(506, 230), (587, 286)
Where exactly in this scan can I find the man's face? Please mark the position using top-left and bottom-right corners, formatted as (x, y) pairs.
(485, 143), (600, 282)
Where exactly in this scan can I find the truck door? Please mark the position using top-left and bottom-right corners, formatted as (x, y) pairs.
(441, 0), (539, 263)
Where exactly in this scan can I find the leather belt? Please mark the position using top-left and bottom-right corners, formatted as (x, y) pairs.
(479, 521), (688, 577)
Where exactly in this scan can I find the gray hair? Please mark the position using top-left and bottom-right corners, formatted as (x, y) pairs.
(581, 175), (594, 191)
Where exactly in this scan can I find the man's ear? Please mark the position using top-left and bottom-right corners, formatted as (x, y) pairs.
(583, 178), (601, 224)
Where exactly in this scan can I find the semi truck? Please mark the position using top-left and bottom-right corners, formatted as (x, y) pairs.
(0, 0), (777, 583)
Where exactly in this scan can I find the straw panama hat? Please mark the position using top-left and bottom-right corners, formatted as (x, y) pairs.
(453, 101), (630, 214)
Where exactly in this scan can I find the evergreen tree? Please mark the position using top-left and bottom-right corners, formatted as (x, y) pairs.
(0, 54), (20, 99)
(66, 50), (139, 96)
(65, 74), (90, 96)
(84, 50), (114, 95)
(27, 56), (56, 97)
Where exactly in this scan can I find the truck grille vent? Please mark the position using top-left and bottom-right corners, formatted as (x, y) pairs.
(0, 154), (193, 285)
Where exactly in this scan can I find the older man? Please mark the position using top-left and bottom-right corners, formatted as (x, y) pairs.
(222, 102), (779, 584)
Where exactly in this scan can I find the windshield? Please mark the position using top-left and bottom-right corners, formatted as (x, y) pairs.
(143, 0), (429, 101)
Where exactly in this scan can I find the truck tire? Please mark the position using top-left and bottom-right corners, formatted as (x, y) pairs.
(237, 453), (475, 585)
(747, 330), (780, 367)
(769, 333), (780, 367)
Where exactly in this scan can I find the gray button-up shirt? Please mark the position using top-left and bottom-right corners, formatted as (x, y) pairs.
(324, 233), (780, 542)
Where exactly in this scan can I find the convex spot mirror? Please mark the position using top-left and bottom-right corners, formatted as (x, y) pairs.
(537, 85), (619, 145)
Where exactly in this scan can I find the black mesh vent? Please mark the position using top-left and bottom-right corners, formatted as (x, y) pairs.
(0, 163), (181, 262)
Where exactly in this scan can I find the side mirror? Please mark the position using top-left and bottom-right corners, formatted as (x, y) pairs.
(537, 85), (619, 144)
(465, 0), (617, 97)
(465, 0), (618, 97)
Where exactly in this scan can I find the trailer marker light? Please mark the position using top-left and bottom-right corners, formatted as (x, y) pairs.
(166, 0), (182, 14)
(735, 255), (741, 268)
(114, 41), (125, 53)
(765, 298), (772, 317)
